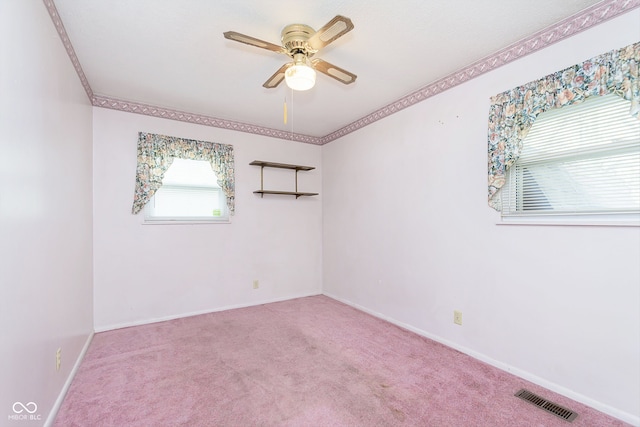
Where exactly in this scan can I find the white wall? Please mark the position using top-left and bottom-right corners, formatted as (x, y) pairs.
(0, 1), (94, 425)
(92, 108), (322, 330)
(322, 10), (640, 425)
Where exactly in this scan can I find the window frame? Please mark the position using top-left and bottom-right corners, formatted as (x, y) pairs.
(142, 158), (231, 225)
(487, 42), (639, 226)
(497, 92), (639, 227)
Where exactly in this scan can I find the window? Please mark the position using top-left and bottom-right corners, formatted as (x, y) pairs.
(144, 158), (229, 223)
(501, 94), (640, 225)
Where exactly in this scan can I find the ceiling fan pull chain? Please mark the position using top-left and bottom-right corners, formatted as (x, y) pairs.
(284, 97), (287, 125)
(290, 89), (295, 136)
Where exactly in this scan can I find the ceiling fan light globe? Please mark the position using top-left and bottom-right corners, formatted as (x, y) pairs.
(285, 64), (316, 91)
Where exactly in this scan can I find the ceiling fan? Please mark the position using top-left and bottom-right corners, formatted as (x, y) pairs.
(224, 15), (357, 91)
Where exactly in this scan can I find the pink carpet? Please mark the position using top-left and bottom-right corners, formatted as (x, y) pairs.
(54, 296), (630, 426)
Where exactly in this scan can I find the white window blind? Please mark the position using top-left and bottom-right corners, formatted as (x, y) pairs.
(501, 94), (640, 221)
(144, 158), (228, 222)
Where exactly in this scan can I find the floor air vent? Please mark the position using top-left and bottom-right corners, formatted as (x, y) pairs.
(514, 389), (578, 422)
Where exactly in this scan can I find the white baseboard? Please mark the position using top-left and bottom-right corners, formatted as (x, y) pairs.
(323, 292), (639, 427)
(44, 331), (95, 427)
(94, 291), (323, 332)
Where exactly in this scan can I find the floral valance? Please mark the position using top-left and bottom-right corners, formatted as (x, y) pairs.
(488, 41), (639, 210)
(132, 132), (235, 215)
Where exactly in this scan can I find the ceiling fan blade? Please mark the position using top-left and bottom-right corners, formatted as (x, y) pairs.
(263, 63), (292, 89)
(307, 15), (354, 51)
(223, 31), (285, 54)
(311, 59), (357, 85)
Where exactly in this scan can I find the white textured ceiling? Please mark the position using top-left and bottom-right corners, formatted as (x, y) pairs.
(52, 0), (609, 139)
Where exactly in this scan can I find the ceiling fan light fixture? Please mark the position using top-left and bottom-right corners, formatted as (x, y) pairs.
(285, 55), (316, 91)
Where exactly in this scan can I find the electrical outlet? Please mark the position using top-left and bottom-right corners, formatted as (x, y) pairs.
(253, 280), (259, 289)
(55, 348), (61, 371)
(453, 310), (463, 326)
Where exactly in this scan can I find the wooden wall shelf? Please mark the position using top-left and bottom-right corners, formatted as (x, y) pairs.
(250, 161), (318, 198)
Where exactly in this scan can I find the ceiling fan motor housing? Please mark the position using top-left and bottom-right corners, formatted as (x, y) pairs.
(281, 24), (317, 56)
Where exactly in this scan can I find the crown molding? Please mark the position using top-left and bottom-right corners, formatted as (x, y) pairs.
(46, 0), (638, 146)
(43, 0), (93, 101)
(92, 95), (323, 145)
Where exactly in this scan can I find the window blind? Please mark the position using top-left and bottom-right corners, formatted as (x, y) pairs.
(502, 94), (640, 216)
(145, 159), (227, 220)
(149, 186), (224, 218)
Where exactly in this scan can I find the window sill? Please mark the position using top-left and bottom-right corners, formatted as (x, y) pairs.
(143, 219), (230, 225)
(498, 214), (639, 227)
